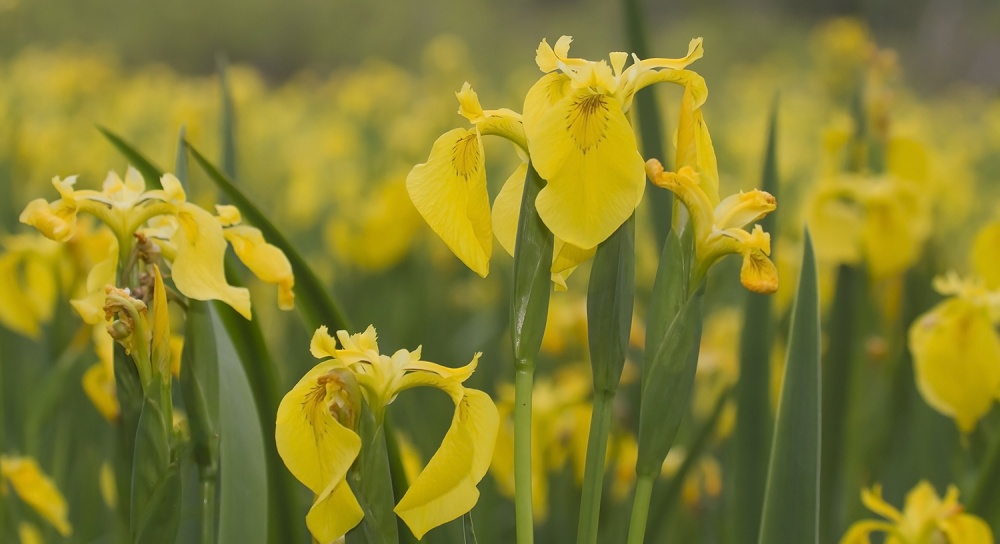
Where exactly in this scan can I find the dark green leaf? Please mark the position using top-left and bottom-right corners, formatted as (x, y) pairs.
(214, 307), (268, 544)
(732, 96), (779, 541)
(587, 214), (636, 393)
(97, 126), (165, 190)
(758, 228), (821, 544)
(217, 55), (237, 179)
(180, 301), (220, 479)
(186, 143), (350, 333)
(351, 403), (399, 544)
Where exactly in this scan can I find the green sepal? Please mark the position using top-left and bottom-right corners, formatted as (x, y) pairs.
(510, 162), (554, 365)
(732, 96), (779, 541)
(130, 388), (181, 544)
(758, 228), (821, 544)
(636, 226), (704, 477)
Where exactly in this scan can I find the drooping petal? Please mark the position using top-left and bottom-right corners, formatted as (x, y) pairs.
(223, 225), (295, 310)
(19, 198), (78, 243)
(0, 253), (43, 338)
(908, 297), (1000, 433)
(406, 128), (492, 277)
(275, 360), (361, 494)
(740, 248), (779, 295)
(395, 388), (499, 539)
(838, 520), (898, 544)
(305, 479), (364, 544)
(524, 84), (644, 250)
(0, 456), (73, 536)
(170, 203), (251, 319)
(939, 513), (995, 544)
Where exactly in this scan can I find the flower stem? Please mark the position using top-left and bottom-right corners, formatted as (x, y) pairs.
(200, 478), (217, 544)
(513, 362), (535, 544)
(576, 389), (614, 544)
(626, 475), (655, 544)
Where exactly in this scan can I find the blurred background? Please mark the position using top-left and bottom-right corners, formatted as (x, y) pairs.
(2, 0), (1000, 542)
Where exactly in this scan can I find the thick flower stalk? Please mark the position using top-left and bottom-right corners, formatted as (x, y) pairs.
(20, 167), (294, 319)
(276, 325), (499, 542)
(841, 482), (993, 543)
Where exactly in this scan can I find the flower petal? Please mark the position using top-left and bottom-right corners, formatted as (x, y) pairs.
(524, 83), (644, 249)
(224, 225), (295, 311)
(171, 203), (251, 319)
(407, 128), (492, 277)
(395, 388), (498, 539)
(939, 513), (995, 544)
(305, 479), (364, 544)
(275, 360), (361, 493)
(491, 162), (529, 258)
(972, 220), (1000, 289)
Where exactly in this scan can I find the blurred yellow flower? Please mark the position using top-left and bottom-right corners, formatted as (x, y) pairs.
(645, 82), (777, 293)
(0, 455), (72, 536)
(0, 234), (61, 338)
(276, 325), (498, 541)
(908, 273), (1000, 433)
(841, 482), (993, 544)
(83, 326), (119, 421)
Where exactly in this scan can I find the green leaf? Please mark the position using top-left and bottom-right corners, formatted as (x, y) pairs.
(114, 343), (144, 524)
(732, 96), (779, 541)
(463, 512), (478, 544)
(217, 55), (237, 179)
(635, 226), (703, 478)
(213, 307), (268, 544)
(758, 228), (821, 544)
(130, 392), (181, 544)
(969, 433), (1000, 526)
(186, 143), (350, 333)
(97, 126), (165, 190)
(175, 125), (188, 183)
(510, 162), (554, 363)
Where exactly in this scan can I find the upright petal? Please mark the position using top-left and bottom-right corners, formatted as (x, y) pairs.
(171, 203), (251, 319)
(525, 84), (644, 249)
(407, 128), (492, 277)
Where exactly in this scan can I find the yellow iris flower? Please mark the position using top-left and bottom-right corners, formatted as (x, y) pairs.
(20, 167), (294, 319)
(275, 325), (498, 542)
(841, 482), (993, 544)
(907, 217), (1000, 433)
(0, 234), (61, 338)
(523, 36), (703, 251)
(0, 455), (73, 537)
(644, 82), (777, 293)
(408, 37), (703, 286)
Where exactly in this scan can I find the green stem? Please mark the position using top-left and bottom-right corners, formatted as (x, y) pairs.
(514, 363), (535, 544)
(576, 390), (614, 544)
(626, 475), (655, 544)
(200, 477), (217, 544)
